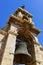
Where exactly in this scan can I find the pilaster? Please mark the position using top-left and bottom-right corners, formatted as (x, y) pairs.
(1, 23), (18, 65)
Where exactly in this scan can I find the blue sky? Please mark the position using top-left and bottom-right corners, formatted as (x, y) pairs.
(0, 0), (43, 46)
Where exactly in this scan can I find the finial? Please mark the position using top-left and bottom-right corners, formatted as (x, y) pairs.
(21, 5), (25, 9)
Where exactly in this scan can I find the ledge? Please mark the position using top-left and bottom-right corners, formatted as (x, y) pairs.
(0, 29), (7, 35)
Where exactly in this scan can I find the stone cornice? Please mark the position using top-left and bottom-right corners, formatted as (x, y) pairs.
(8, 15), (41, 35)
(14, 7), (33, 18)
(30, 26), (41, 35)
(8, 15), (34, 26)
(39, 45), (43, 51)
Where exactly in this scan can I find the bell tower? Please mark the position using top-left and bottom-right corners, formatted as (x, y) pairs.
(0, 7), (43, 65)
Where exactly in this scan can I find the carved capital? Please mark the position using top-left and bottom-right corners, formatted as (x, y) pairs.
(8, 30), (18, 36)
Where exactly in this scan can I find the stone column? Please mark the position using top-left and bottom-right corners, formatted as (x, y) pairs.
(1, 23), (18, 65)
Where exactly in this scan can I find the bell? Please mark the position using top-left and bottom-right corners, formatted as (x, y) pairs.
(14, 42), (32, 64)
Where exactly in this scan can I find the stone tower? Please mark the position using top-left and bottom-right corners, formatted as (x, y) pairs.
(0, 7), (43, 65)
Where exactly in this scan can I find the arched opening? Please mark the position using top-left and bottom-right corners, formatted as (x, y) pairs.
(13, 29), (35, 65)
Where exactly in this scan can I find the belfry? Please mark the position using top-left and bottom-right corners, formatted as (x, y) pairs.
(0, 7), (43, 65)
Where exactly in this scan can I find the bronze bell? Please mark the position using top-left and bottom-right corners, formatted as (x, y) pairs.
(14, 42), (32, 64)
